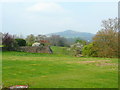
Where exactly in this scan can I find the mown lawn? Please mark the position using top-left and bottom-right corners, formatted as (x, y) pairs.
(2, 47), (118, 88)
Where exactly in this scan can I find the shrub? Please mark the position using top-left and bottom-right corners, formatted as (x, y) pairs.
(82, 43), (97, 57)
(15, 39), (26, 46)
(70, 42), (84, 56)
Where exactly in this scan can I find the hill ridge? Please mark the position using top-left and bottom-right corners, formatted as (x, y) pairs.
(47, 30), (95, 41)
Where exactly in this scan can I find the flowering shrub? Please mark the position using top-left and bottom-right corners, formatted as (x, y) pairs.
(70, 42), (84, 56)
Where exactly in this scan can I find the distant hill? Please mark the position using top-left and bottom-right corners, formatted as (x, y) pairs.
(47, 30), (95, 41)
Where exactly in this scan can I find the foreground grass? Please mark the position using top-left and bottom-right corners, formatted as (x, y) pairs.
(2, 48), (118, 88)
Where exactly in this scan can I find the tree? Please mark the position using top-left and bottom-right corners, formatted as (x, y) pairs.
(93, 18), (118, 57)
(47, 35), (59, 46)
(2, 33), (17, 50)
(101, 18), (118, 31)
(26, 34), (35, 46)
(15, 38), (26, 46)
(57, 37), (68, 47)
(47, 35), (68, 47)
(35, 35), (47, 42)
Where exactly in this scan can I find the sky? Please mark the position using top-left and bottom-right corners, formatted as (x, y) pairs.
(0, 0), (118, 36)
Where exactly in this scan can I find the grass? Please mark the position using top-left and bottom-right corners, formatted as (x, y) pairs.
(2, 46), (118, 88)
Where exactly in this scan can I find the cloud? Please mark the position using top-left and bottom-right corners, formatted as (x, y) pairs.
(26, 2), (64, 13)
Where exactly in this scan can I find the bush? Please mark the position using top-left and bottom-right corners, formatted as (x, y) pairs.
(70, 42), (84, 56)
(15, 39), (26, 46)
(82, 43), (97, 57)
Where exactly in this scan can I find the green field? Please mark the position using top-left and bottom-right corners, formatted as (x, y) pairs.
(2, 46), (118, 88)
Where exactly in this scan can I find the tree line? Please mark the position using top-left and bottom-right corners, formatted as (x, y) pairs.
(1, 17), (119, 58)
(1, 33), (70, 50)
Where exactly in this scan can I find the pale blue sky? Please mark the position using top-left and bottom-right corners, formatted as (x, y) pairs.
(1, 2), (118, 36)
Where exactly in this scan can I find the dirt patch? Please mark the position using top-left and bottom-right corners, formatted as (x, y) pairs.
(96, 63), (118, 66)
(67, 60), (110, 64)
(80, 60), (110, 63)
(66, 60), (117, 67)
(80, 61), (96, 63)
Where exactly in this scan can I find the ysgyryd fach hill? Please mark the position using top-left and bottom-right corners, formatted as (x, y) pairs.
(47, 30), (95, 41)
